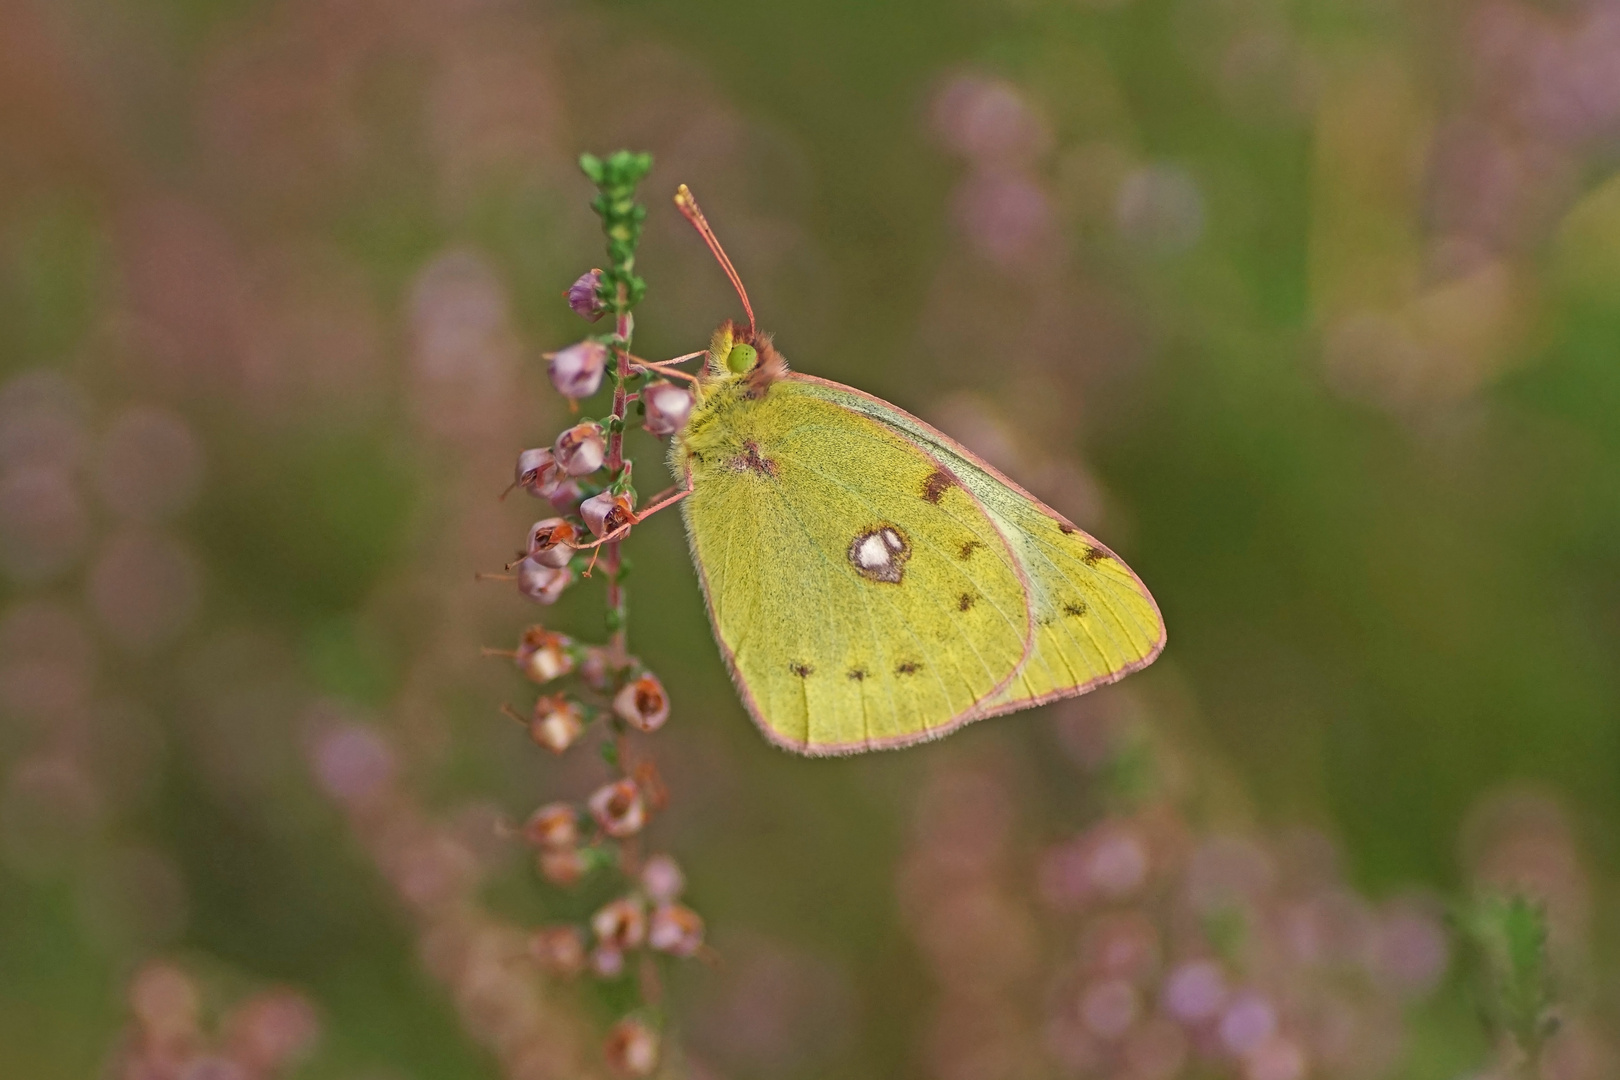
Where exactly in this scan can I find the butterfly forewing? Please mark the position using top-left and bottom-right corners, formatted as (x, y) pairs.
(788, 375), (1165, 716)
(680, 385), (1032, 753)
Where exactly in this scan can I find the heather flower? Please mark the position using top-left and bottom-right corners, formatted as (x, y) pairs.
(514, 627), (574, 683)
(566, 269), (606, 321)
(553, 422), (606, 476)
(1218, 992), (1278, 1055)
(603, 1017), (659, 1077)
(516, 557), (572, 604)
(548, 341), (608, 400)
(514, 447), (561, 499)
(528, 695), (585, 753)
(579, 645), (614, 691)
(591, 946), (626, 979)
(221, 991), (320, 1073)
(641, 380), (693, 435)
(1079, 978), (1139, 1040)
(648, 903), (704, 957)
(1163, 960), (1228, 1023)
(523, 802), (580, 849)
(581, 491), (635, 540)
(640, 853), (685, 902)
(613, 672), (669, 732)
(526, 517), (578, 568)
(539, 847), (588, 887)
(588, 778), (646, 838)
(530, 925), (588, 977)
(591, 896), (647, 950)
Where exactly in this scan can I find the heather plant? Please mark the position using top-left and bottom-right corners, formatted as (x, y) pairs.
(485, 149), (705, 1077)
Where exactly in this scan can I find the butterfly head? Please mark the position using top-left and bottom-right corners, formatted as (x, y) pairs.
(703, 319), (788, 397)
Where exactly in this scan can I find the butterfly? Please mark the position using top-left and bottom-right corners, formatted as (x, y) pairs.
(651, 187), (1164, 756)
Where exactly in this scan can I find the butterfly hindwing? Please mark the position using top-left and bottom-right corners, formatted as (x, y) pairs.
(679, 382), (1032, 753)
(788, 375), (1165, 715)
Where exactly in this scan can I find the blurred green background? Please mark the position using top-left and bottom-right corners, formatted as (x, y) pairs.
(2, 0), (1618, 1077)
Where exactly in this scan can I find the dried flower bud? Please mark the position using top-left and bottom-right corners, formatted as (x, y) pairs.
(613, 672), (669, 732)
(567, 269), (606, 321)
(588, 778), (646, 838)
(553, 422), (606, 476)
(523, 802), (580, 849)
(648, 903), (705, 957)
(640, 853), (685, 902)
(548, 341), (608, 400)
(539, 846), (588, 887)
(527, 518), (578, 568)
(592, 896), (648, 950)
(514, 448), (562, 499)
(517, 558), (572, 604)
(591, 946), (625, 979)
(581, 491), (635, 539)
(604, 1017), (660, 1077)
(515, 626), (574, 683)
(642, 381), (694, 436)
(530, 924), (588, 977)
(529, 695), (585, 753)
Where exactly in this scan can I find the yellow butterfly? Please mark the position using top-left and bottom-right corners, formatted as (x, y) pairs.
(658, 186), (1164, 756)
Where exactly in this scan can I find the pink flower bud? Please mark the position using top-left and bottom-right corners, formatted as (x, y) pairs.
(613, 673), (669, 732)
(548, 341), (608, 400)
(591, 945), (625, 979)
(538, 846), (588, 887)
(604, 1017), (660, 1077)
(591, 896), (647, 950)
(566, 269), (606, 321)
(530, 924), (587, 977)
(581, 491), (635, 539)
(515, 627), (574, 683)
(514, 448), (561, 499)
(588, 778), (646, 838)
(517, 558), (572, 604)
(529, 695), (585, 753)
(527, 518), (578, 568)
(640, 854), (685, 902)
(553, 422), (605, 476)
(548, 478), (583, 514)
(642, 381), (693, 436)
(580, 646), (613, 691)
(648, 903), (704, 957)
(523, 802), (579, 848)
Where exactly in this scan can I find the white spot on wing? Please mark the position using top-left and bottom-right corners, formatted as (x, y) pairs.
(856, 535), (889, 570)
(848, 524), (911, 584)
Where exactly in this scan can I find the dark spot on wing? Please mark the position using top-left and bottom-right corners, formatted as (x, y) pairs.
(727, 439), (778, 478)
(958, 539), (984, 560)
(789, 662), (814, 678)
(1058, 522), (1077, 535)
(1063, 601), (1087, 618)
(847, 667), (868, 681)
(896, 660), (922, 675)
(1037, 615), (1054, 627)
(1082, 545), (1108, 565)
(920, 467), (955, 504)
(958, 593), (974, 611)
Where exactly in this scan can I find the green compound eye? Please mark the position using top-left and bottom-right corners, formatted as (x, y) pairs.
(725, 344), (758, 374)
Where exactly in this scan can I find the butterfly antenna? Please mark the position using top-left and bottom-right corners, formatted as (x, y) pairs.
(674, 184), (755, 337)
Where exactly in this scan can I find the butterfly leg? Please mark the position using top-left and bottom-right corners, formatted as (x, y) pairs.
(630, 351), (705, 383)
